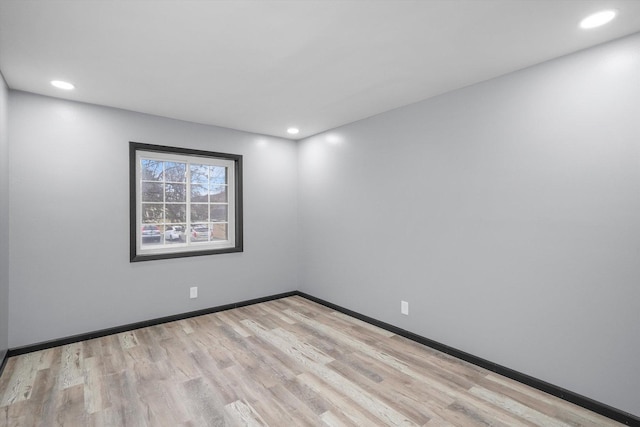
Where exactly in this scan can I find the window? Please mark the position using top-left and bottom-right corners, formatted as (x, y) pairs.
(130, 142), (243, 261)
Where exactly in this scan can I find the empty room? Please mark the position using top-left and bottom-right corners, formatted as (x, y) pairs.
(0, 0), (638, 425)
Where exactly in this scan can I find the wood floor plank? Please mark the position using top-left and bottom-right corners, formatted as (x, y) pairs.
(319, 410), (356, 427)
(263, 383), (320, 426)
(51, 383), (86, 426)
(83, 357), (106, 414)
(242, 319), (417, 425)
(0, 352), (39, 406)
(0, 296), (626, 426)
(373, 337), (486, 388)
(22, 368), (56, 426)
(469, 386), (573, 427)
(224, 399), (268, 427)
(281, 377), (330, 416)
(181, 376), (227, 426)
(215, 312), (252, 338)
(437, 401), (516, 427)
(328, 310), (396, 338)
(117, 331), (139, 350)
(329, 354), (455, 424)
(436, 398), (534, 427)
(478, 373), (619, 427)
(297, 372), (384, 426)
(327, 358), (432, 425)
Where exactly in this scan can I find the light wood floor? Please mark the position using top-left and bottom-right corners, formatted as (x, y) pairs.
(0, 296), (623, 426)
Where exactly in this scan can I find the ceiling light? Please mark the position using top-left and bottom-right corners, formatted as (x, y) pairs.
(287, 127), (300, 135)
(580, 10), (617, 29)
(51, 80), (75, 90)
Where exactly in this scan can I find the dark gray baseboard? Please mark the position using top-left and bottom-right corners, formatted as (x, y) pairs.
(0, 349), (8, 379)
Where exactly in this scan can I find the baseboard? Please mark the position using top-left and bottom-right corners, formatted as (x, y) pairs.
(0, 349), (8, 379)
(297, 291), (639, 426)
(7, 291), (297, 357)
(4, 289), (638, 425)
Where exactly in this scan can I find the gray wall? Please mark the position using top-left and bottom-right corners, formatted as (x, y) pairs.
(298, 33), (640, 416)
(0, 73), (8, 361)
(8, 91), (298, 348)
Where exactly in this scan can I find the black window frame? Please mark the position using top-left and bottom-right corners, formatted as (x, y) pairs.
(129, 141), (243, 262)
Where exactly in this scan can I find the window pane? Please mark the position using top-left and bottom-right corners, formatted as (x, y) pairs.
(141, 182), (163, 202)
(210, 205), (228, 222)
(141, 204), (164, 223)
(165, 183), (186, 202)
(209, 185), (227, 202)
(164, 162), (186, 182)
(191, 204), (208, 222)
(164, 224), (186, 243)
(165, 204), (186, 223)
(190, 164), (208, 184)
(210, 166), (227, 184)
(191, 184), (208, 202)
(210, 223), (228, 241)
(190, 223), (210, 243)
(141, 159), (163, 181)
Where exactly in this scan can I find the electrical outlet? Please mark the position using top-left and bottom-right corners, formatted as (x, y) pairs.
(401, 300), (409, 315)
(190, 286), (198, 299)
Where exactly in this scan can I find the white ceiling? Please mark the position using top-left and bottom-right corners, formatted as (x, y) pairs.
(1, 0), (640, 140)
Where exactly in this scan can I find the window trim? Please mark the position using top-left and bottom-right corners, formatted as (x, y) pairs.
(129, 141), (243, 262)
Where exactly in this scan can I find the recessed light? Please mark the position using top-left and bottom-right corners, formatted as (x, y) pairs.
(287, 127), (300, 135)
(580, 10), (617, 29)
(51, 80), (75, 90)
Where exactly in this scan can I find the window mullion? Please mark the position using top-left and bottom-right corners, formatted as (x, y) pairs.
(186, 161), (191, 246)
(162, 162), (167, 234)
